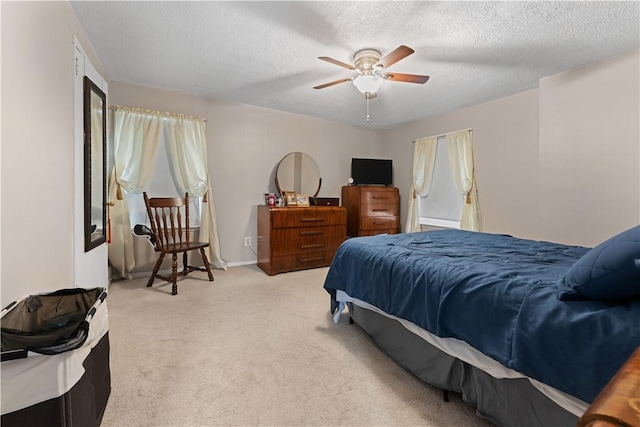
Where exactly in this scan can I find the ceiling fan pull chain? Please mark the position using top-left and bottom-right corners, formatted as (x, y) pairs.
(366, 92), (371, 123)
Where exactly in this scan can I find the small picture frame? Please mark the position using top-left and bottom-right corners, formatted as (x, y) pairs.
(296, 193), (310, 207)
(285, 191), (297, 206)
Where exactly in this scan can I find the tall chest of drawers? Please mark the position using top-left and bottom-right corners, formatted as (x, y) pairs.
(257, 206), (347, 276)
(342, 186), (400, 237)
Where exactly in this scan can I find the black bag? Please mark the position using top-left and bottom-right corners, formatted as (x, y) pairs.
(1, 287), (107, 359)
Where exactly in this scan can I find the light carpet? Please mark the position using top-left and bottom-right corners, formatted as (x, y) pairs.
(101, 265), (492, 426)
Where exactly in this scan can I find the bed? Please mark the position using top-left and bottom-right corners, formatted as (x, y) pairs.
(323, 227), (640, 426)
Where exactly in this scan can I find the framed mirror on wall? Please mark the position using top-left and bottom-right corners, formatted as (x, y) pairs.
(83, 76), (107, 252)
(275, 152), (322, 197)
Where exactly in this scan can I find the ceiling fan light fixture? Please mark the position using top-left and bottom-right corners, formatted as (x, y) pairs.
(353, 74), (383, 94)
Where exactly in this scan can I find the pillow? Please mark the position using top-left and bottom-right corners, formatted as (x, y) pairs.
(558, 225), (640, 301)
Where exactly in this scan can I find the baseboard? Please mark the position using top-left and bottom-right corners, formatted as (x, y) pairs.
(125, 261), (257, 279)
(226, 260), (257, 268)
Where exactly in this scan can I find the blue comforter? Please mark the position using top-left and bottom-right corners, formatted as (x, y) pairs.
(323, 230), (640, 403)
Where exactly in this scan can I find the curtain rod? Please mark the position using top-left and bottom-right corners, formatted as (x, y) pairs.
(108, 105), (207, 122)
(412, 128), (472, 142)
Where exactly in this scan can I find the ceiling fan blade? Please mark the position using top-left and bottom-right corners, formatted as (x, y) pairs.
(318, 56), (356, 70)
(375, 45), (414, 69)
(384, 73), (430, 84)
(313, 77), (353, 90)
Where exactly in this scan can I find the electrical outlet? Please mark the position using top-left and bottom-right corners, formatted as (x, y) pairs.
(244, 236), (251, 247)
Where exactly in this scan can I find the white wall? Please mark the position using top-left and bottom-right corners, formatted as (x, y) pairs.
(538, 50), (640, 246)
(1, 2), (105, 304)
(109, 83), (384, 266)
(73, 40), (109, 288)
(384, 49), (639, 247)
(383, 90), (541, 239)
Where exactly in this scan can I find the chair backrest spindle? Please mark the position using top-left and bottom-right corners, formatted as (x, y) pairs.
(184, 193), (190, 244)
(168, 207), (176, 243)
(143, 192), (192, 250)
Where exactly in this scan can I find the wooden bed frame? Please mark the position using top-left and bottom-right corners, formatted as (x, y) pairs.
(578, 347), (640, 427)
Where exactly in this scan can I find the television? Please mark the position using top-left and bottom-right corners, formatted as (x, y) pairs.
(351, 158), (393, 186)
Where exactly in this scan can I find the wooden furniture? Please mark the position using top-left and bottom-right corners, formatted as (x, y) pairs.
(257, 206), (346, 275)
(143, 192), (214, 295)
(578, 347), (640, 427)
(341, 185), (400, 237)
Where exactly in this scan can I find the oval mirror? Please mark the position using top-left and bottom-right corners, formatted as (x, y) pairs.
(275, 152), (321, 198)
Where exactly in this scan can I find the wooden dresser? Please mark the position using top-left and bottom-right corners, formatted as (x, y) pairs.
(342, 186), (400, 237)
(257, 206), (347, 276)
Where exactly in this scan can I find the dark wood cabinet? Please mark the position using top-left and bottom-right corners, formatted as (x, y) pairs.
(342, 186), (400, 237)
(257, 206), (347, 275)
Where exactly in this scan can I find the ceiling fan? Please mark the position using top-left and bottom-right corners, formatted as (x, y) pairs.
(313, 45), (430, 99)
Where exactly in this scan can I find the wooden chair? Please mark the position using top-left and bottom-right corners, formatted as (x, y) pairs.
(143, 192), (214, 295)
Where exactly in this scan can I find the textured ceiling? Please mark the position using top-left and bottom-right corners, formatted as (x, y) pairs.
(70, 1), (639, 130)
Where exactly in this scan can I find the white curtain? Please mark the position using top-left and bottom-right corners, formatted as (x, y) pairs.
(108, 106), (163, 278)
(447, 130), (481, 231)
(164, 116), (227, 269)
(164, 116), (208, 196)
(405, 136), (438, 232)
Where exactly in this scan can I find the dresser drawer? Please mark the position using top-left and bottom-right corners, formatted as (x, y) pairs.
(271, 234), (345, 257)
(270, 225), (345, 242)
(360, 216), (399, 231)
(359, 229), (400, 237)
(361, 189), (399, 205)
(362, 203), (399, 217)
(271, 251), (337, 272)
(271, 208), (346, 228)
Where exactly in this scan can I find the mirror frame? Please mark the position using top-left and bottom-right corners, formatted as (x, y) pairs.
(83, 76), (107, 252)
(275, 152), (322, 198)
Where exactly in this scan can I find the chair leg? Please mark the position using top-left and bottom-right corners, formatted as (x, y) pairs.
(182, 252), (188, 275)
(200, 248), (215, 282)
(148, 252), (165, 287)
(171, 253), (178, 295)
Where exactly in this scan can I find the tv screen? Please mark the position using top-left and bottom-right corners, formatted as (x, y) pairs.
(351, 158), (393, 186)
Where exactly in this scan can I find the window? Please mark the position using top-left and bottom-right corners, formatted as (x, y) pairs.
(126, 127), (202, 228)
(419, 137), (463, 229)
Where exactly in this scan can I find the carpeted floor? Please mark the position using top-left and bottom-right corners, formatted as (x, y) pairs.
(101, 265), (492, 426)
